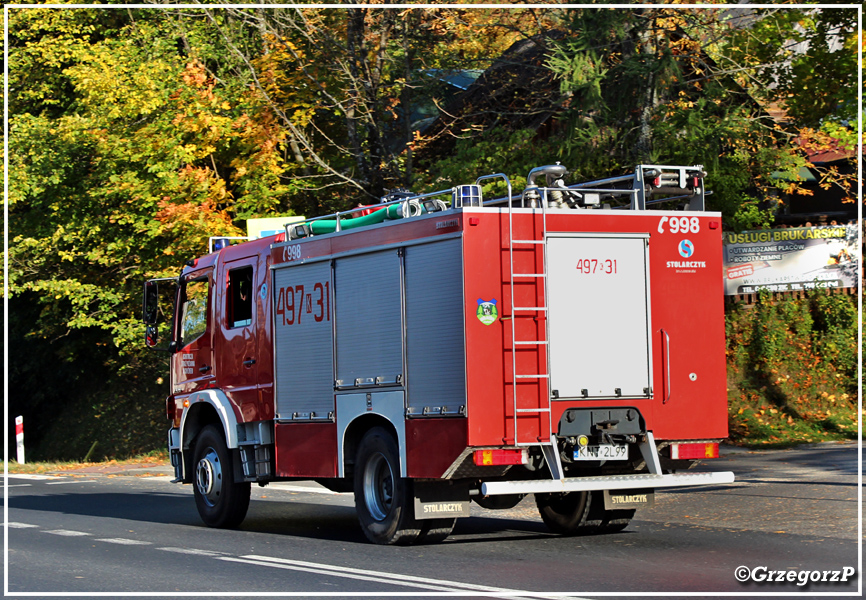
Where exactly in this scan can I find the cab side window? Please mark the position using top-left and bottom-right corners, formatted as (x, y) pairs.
(180, 278), (209, 346)
(229, 266), (254, 328)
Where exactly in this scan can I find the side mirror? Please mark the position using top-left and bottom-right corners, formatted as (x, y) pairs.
(145, 324), (159, 348)
(143, 280), (159, 325)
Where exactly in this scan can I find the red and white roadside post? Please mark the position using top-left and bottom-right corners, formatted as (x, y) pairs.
(15, 416), (24, 464)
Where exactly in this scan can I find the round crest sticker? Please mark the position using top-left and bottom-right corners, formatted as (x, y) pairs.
(678, 239), (695, 258)
(476, 299), (498, 325)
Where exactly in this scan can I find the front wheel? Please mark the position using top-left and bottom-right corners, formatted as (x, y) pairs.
(193, 425), (251, 529)
(354, 427), (421, 545)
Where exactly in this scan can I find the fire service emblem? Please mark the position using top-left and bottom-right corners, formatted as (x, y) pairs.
(476, 299), (498, 325)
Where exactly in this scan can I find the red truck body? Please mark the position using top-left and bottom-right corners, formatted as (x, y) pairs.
(145, 164), (733, 544)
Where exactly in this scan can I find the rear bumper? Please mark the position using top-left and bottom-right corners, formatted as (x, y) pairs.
(481, 470), (734, 495)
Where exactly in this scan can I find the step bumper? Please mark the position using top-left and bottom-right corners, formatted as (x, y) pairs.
(481, 470), (735, 495)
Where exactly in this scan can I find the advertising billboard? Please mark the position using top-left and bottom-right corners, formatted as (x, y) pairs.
(723, 224), (859, 295)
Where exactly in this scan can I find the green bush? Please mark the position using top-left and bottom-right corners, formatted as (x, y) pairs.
(725, 290), (859, 445)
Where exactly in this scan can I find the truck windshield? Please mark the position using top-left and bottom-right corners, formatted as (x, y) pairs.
(180, 279), (209, 346)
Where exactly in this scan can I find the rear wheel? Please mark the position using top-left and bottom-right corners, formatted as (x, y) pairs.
(586, 490), (635, 533)
(536, 490), (635, 535)
(417, 518), (456, 543)
(193, 425), (251, 529)
(535, 491), (592, 535)
(354, 427), (421, 545)
(473, 494), (525, 510)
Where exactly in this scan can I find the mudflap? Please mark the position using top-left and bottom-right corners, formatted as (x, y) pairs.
(413, 480), (472, 520)
(603, 488), (655, 510)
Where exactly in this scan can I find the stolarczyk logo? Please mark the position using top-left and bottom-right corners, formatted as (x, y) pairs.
(678, 239), (695, 258)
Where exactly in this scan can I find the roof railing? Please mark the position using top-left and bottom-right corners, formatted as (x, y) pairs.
(275, 163), (708, 243)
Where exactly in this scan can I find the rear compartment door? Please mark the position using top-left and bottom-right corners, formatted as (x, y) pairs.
(272, 260), (335, 420)
(546, 233), (652, 400)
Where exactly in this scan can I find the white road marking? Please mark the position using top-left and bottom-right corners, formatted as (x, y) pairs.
(156, 547), (228, 557)
(13, 515), (579, 598)
(221, 554), (581, 599)
(95, 538), (152, 545)
(219, 555), (475, 593)
(42, 530), (91, 537)
(6, 484), (32, 488)
(46, 480), (98, 485)
(6, 474), (63, 480)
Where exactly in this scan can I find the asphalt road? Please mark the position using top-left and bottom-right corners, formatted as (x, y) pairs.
(5, 441), (861, 598)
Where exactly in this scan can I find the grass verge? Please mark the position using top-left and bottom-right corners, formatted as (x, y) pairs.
(4, 449), (169, 474)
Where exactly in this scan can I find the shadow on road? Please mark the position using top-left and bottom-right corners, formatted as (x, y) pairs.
(7, 491), (203, 527)
(7, 490), (573, 545)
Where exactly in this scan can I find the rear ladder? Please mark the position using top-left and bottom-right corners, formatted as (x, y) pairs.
(506, 185), (556, 467)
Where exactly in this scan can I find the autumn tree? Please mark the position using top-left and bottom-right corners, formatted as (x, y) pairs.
(184, 5), (553, 213)
(6, 6), (291, 458)
(4, 4), (553, 458)
(719, 6), (859, 203)
(414, 6), (856, 229)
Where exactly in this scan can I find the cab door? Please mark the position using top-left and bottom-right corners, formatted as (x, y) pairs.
(215, 257), (260, 417)
(172, 268), (215, 395)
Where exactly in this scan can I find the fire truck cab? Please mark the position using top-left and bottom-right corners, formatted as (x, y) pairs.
(143, 163), (734, 544)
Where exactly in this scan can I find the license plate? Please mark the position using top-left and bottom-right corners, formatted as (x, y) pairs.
(574, 444), (628, 461)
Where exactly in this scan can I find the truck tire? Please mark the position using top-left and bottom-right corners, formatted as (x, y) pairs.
(417, 518), (456, 543)
(193, 424), (251, 529)
(586, 490), (635, 533)
(473, 494), (525, 510)
(535, 491), (592, 535)
(354, 427), (421, 545)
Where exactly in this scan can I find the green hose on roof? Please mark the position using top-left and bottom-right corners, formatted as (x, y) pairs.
(308, 203), (406, 235)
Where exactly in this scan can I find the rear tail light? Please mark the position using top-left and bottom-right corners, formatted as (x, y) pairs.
(473, 449), (528, 466)
(671, 442), (719, 459)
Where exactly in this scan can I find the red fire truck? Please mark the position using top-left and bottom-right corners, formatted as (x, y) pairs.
(143, 163), (734, 544)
